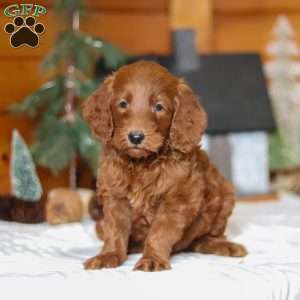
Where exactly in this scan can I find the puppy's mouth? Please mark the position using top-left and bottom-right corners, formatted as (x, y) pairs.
(126, 147), (153, 158)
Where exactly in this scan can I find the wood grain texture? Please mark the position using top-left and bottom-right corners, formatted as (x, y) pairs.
(0, 0), (168, 13)
(0, 11), (170, 58)
(0, 60), (47, 110)
(0, 1), (170, 195)
(80, 12), (171, 54)
(85, 0), (169, 13)
(2, 0), (300, 196)
(214, 0), (300, 13)
(170, 0), (213, 52)
(214, 13), (300, 54)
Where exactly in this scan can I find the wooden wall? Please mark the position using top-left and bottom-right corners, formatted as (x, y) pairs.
(213, 0), (300, 56)
(1, 0), (300, 194)
(0, 0), (171, 194)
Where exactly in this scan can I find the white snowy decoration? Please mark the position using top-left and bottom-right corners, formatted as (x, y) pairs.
(10, 129), (42, 201)
(265, 15), (300, 167)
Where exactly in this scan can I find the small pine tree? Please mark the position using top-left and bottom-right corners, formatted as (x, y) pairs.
(265, 15), (300, 170)
(11, 0), (127, 188)
(10, 130), (42, 201)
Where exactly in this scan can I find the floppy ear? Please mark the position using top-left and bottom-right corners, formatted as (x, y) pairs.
(170, 80), (207, 153)
(82, 75), (115, 144)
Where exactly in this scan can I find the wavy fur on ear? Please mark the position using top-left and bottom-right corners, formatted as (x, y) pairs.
(170, 80), (207, 153)
(82, 75), (115, 144)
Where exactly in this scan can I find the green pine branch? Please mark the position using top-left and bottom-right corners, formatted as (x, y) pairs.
(11, 0), (128, 179)
(42, 32), (128, 71)
(11, 78), (63, 116)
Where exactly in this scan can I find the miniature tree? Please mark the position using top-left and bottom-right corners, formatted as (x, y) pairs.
(11, 130), (42, 201)
(12, 0), (127, 188)
(265, 15), (300, 170)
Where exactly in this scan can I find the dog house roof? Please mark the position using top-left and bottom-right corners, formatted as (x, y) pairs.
(128, 53), (276, 135)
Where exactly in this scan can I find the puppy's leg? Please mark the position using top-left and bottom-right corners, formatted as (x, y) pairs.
(173, 210), (220, 252)
(191, 236), (247, 257)
(84, 197), (131, 269)
(134, 195), (201, 272)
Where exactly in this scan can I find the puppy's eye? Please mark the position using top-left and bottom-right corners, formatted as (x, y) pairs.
(119, 99), (128, 109)
(154, 103), (164, 112)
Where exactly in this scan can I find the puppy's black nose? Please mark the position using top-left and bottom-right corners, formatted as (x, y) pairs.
(128, 131), (145, 145)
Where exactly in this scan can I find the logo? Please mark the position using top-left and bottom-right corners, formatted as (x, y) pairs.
(3, 4), (47, 48)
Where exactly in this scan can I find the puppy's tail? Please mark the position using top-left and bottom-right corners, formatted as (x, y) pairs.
(0, 195), (45, 223)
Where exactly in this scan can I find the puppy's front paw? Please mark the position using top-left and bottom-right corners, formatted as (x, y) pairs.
(84, 253), (121, 270)
(134, 256), (170, 272)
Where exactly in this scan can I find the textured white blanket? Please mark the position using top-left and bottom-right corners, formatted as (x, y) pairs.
(1, 194), (300, 300)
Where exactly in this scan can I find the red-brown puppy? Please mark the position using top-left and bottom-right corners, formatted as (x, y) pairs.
(82, 61), (247, 272)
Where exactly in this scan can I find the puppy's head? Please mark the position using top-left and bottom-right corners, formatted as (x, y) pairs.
(82, 61), (207, 159)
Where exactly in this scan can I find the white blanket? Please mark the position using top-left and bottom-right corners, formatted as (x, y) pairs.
(1, 194), (300, 300)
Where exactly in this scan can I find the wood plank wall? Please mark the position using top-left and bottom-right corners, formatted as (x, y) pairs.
(0, 0), (171, 194)
(1, 0), (300, 194)
(213, 0), (300, 56)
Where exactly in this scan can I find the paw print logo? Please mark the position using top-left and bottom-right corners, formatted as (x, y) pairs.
(4, 16), (45, 48)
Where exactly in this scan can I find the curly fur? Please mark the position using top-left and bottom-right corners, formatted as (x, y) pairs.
(82, 61), (247, 272)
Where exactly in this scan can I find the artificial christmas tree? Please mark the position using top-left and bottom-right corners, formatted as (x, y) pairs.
(0, 130), (44, 223)
(10, 130), (42, 201)
(12, 0), (127, 189)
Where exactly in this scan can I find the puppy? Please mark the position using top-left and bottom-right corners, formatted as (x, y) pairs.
(82, 61), (247, 272)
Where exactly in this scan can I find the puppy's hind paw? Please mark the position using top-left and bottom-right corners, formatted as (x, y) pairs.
(134, 256), (170, 272)
(84, 253), (121, 270)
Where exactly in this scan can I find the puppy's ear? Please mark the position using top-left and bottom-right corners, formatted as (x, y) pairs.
(170, 80), (207, 153)
(82, 75), (115, 144)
